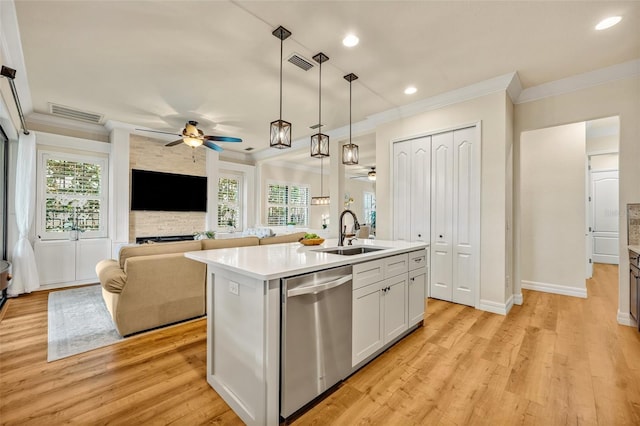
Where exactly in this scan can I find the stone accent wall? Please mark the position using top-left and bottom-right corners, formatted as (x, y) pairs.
(129, 134), (207, 242)
(629, 203), (640, 245)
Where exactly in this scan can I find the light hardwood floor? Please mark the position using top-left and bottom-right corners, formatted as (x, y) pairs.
(1, 263), (639, 425)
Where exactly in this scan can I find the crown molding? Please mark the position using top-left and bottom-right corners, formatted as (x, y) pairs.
(516, 59), (640, 104)
(366, 72), (520, 128)
(252, 72), (520, 162)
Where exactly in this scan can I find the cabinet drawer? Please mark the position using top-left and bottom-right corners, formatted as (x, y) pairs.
(353, 259), (385, 290)
(384, 254), (409, 278)
(408, 249), (427, 271)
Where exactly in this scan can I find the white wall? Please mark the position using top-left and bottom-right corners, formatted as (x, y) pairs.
(376, 91), (510, 307)
(520, 122), (587, 297)
(513, 74), (640, 324)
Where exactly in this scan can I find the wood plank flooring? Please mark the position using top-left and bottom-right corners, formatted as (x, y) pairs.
(1, 263), (639, 425)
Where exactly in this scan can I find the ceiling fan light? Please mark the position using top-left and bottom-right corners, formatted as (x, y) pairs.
(310, 133), (330, 158)
(270, 119), (292, 149)
(183, 136), (203, 148)
(368, 170), (376, 181)
(342, 143), (359, 165)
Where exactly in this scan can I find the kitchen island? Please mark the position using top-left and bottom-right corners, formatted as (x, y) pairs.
(185, 238), (428, 425)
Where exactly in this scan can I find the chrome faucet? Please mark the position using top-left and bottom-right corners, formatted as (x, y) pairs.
(338, 209), (360, 246)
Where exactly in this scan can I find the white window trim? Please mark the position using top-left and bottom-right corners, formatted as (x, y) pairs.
(216, 161), (255, 231)
(217, 171), (243, 230)
(363, 191), (376, 226)
(265, 180), (310, 226)
(37, 149), (109, 240)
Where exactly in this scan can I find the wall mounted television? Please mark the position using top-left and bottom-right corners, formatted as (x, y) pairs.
(131, 169), (207, 212)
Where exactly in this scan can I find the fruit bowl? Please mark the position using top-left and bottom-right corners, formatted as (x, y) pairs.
(299, 238), (325, 246)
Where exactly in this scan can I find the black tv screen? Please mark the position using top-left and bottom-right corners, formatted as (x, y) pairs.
(131, 169), (207, 212)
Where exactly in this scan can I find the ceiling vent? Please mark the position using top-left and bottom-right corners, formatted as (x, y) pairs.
(49, 103), (104, 124)
(287, 53), (314, 71)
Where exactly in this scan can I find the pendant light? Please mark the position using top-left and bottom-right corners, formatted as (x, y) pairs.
(342, 73), (359, 165)
(310, 52), (329, 158)
(270, 26), (292, 149)
(311, 157), (330, 205)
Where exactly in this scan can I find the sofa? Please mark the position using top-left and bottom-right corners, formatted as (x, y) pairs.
(96, 232), (306, 336)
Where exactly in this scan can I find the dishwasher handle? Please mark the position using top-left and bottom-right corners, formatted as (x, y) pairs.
(287, 274), (352, 297)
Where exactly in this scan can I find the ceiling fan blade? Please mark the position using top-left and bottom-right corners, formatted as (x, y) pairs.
(204, 140), (224, 152)
(136, 128), (181, 137)
(204, 135), (242, 143)
(165, 139), (184, 147)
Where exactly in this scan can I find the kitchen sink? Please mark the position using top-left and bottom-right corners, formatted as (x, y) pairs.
(313, 246), (388, 256)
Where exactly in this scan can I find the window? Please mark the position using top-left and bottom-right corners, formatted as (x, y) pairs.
(218, 173), (243, 229)
(38, 152), (108, 240)
(266, 182), (309, 226)
(363, 191), (376, 231)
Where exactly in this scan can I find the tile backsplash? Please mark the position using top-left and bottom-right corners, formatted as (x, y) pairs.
(629, 203), (640, 245)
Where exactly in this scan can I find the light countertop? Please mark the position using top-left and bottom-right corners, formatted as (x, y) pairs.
(185, 238), (428, 281)
(629, 245), (640, 255)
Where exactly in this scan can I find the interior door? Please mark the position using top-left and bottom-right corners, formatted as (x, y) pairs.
(591, 169), (619, 264)
(451, 127), (479, 306)
(410, 137), (431, 242)
(430, 132), (453, 301)
(393, 141), (411, 241)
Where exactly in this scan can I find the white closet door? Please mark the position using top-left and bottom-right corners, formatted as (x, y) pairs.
(393, 141), (411, 241)
(410, 137), (431, 242)
(430, 132), (454, 301)
(451, 127), (479, 306)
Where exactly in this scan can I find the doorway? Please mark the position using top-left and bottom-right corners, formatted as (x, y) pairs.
(520, 116), (619, 297)
(586, 117), (620, 274)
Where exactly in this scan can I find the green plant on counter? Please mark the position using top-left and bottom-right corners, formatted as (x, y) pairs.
(194, 230), (216, 240)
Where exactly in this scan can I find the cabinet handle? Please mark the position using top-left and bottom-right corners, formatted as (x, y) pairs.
(410, 277), (415, 282)
(439, 234), (443, 238)
(418, 233), (422, 238)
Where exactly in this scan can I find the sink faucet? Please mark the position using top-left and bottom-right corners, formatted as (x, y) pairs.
(338, 209), (360, 246)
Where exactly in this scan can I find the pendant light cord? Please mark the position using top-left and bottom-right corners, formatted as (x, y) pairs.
(320, 157), (324, 195)
(349, 79), (352, 144)
(279, 34), (283, 120)
(318, 59), (322, 132)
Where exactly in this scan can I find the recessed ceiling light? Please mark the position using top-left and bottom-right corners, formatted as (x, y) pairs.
(343, 34), (359, 47)
(404, 86), (417, 95)
(595, 16), (622, 30)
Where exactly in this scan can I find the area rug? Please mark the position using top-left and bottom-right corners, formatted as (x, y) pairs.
(48, 285), (123, 362)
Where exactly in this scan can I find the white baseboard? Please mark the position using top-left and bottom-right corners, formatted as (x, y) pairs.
(617, 310), (636, 327)
(38, 279), (99, 292)
(479, 296), (513, 316)
(513, 293), (523, 305)
(521, 280), (587, 298)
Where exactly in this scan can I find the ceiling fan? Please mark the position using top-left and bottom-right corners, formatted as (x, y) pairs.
(350, 166), (376, 181)
(136, 120), (242, 152)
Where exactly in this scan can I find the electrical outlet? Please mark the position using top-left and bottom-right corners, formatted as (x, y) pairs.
(229, 281), (239, 296)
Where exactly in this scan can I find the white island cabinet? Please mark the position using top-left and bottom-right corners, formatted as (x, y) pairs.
(185, 239), (427, 426)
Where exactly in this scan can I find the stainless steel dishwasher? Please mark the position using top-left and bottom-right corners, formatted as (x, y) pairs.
(280, 265), (353, 421)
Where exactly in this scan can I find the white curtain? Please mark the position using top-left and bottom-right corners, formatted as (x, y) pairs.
(8, 131), (40, 295)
